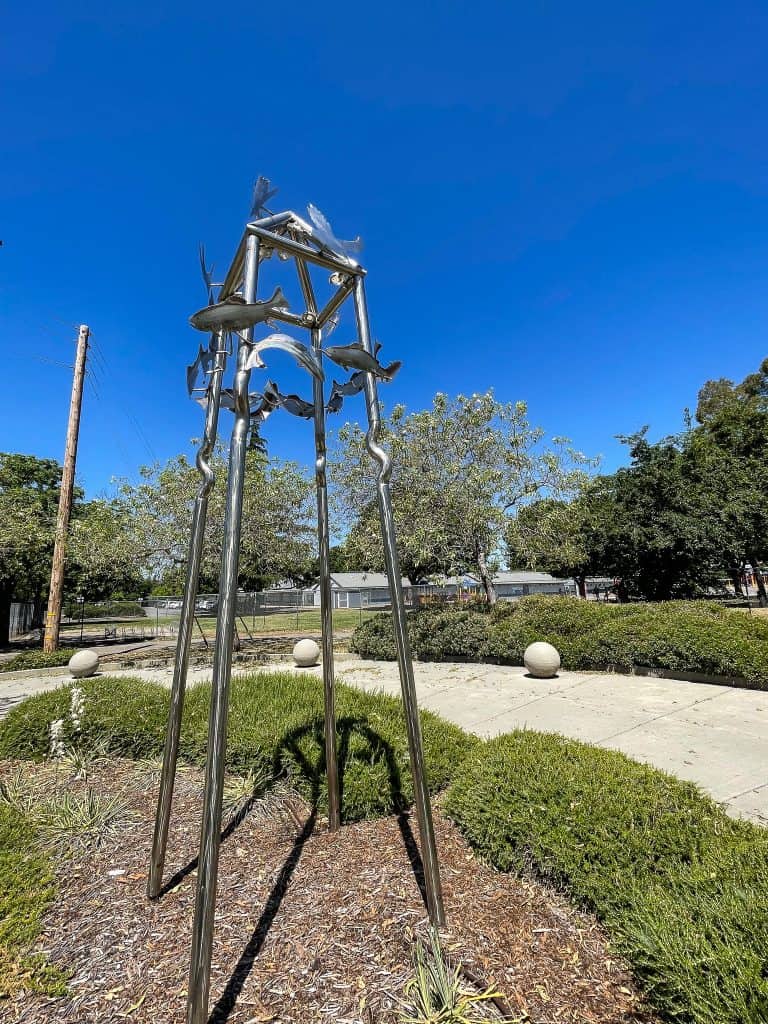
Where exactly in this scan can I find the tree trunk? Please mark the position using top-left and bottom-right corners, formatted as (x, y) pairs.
(575, 574), (587, 599)
(475, 545), (497, 604)
(729, 569), (744, 596)
(749, 555), (768, 607)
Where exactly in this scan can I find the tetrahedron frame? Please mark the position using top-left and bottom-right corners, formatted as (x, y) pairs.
(146, 204), (445, 1024)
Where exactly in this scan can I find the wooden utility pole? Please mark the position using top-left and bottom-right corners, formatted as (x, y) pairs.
(44, 325), (90, 652)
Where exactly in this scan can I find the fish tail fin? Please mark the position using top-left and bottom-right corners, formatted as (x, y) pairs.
(381, 360), (402, 381)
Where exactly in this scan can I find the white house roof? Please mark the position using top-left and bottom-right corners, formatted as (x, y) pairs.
(328, 572), (411, 590)
(493, 570), (562, 583)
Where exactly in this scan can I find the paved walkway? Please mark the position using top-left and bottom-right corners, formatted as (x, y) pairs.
(1, 659), (766, 825)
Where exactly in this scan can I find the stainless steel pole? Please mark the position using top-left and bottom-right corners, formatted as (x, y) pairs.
(352, 276), (445, 926)
(311, 323), (340, 830)
(296, 257), (340, 829)
(147, 329), (228, 899)
(186, 235), (260, 1024)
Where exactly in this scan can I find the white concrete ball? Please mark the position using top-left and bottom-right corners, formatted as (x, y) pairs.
(523, 641), (560, 678)
(68, 649), (100, 679)
(292, 638), (320, 667)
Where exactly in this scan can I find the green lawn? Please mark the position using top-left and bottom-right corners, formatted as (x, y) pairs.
(58, 607), (378, 640)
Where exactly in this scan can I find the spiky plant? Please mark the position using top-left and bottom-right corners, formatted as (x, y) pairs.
(399, 928), (507, 1023)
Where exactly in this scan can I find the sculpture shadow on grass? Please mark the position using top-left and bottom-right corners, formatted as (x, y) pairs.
(207, 715), (427, 1023)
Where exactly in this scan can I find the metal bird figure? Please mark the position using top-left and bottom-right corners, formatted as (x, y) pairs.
(250, 176), (278, 219)
(245, 332), (324, 381)
(306, 204), (363, 259)
(189, 287), (289, 332)
(186, 344), (217, 396)
(323, 342), (400, 381)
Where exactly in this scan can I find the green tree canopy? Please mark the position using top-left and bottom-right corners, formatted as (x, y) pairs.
(332, 391), (594, 600)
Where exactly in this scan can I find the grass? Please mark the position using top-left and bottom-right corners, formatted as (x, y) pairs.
(445, 731), (768, 1024)
(0, 672), (475, 821)
(0, 648), (76, 674)
(58, 607), (378, 641)
(0, 800), (67, 997)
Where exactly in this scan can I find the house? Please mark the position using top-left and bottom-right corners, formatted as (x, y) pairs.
(485, 570), (575, 599)
(311, 572), (413, 609)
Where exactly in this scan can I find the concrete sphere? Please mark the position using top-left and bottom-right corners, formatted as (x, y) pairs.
(524, 641), (560, 678)
(292, 638), (320, 668)
(68, 649), (100, 679)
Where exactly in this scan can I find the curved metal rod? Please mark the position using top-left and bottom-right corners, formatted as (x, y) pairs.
(186, 235), (261, 1024)
(147, 328), (228, 899)
(352, 276), (445, 927)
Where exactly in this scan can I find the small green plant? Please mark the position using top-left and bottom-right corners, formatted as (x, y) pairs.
(399, 929), (505, 1023)
(223, 763), (272, 816)
(36, 788), (125, 852)
(0, 768), (34, 816)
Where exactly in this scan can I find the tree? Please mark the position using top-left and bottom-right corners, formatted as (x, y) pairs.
(119, 446), (316, 592)
(66, 499), (147, 600)
(506, 497), (594, 597)
(690, 358), (768, 604)
(573, 431), (729, 601)
(0, 454), (65, 645)
(332, 391), (594, 601)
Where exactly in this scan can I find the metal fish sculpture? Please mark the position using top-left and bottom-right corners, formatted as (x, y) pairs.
(306, 204), (363, 259)
(198, 244), (217, 305)
(186, 344), (217, 396)
(266, 382), (316, 419)
(322, 343), (401, 381)
(250, 176), (278, 219)
(245, 332), (324, 382)
(189, 287), (289, 333)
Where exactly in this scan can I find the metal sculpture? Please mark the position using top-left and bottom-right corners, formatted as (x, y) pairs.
(148, 178), (445, 1024)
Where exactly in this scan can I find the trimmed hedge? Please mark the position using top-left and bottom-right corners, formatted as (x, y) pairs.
(0, 672), (476, 822)
(0, 649), (77, 674)
(445, 731), (768, 1024)
(350, 596), (768, 688)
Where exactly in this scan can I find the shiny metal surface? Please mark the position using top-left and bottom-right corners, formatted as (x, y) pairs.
(248, 223), (366, 275)
(186, 234), (261, 1024)
(297, 257), (341, 830)
(148, 328), (228, 900)
(316, 274), (356, 329)
(352, 276), (445, 927)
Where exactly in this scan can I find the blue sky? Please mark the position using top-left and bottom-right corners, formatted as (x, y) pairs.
(2, 1), (767, 496)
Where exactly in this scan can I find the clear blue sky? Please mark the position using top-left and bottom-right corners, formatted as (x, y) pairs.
(2, 1), (767, 496)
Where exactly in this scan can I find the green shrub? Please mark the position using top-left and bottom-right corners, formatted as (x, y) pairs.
(0, 802), (66, 996)
(0, 648), (77, 674)
(64, 600), (145, 620)
(351, 597), (768, 689)
(445, 731), (768, 1024)
(350, 609), (492, 662)
(0, 672), (476, 822)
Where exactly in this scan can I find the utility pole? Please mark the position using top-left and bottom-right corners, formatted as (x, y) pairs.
(44, 325), (90, 652)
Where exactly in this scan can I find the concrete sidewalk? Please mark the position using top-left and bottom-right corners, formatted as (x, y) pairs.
(1, 658), (766, 825)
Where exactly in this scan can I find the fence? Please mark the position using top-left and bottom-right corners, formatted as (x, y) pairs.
(9, 602), (35, 639)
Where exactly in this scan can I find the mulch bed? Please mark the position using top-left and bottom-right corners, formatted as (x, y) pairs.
(3, 759), (653, 1024)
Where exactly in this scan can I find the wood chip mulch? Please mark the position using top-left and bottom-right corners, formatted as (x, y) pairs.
(2, 759), (654, 1024)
